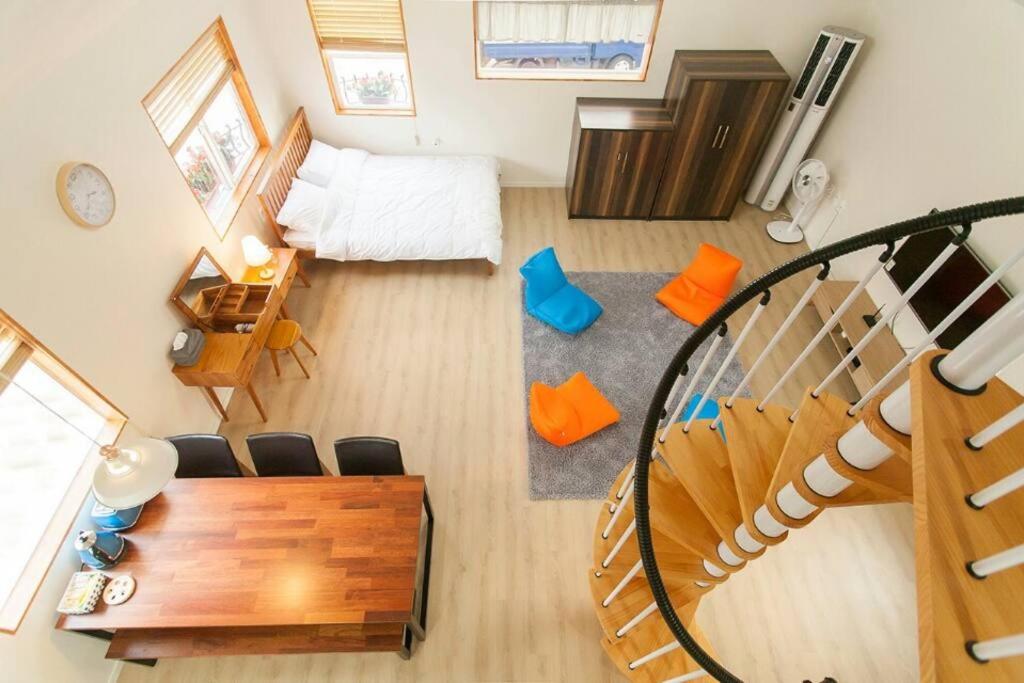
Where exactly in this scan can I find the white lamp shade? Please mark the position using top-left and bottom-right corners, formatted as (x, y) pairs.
(92, 438), (179, 509)
(241, 235), (272, 268)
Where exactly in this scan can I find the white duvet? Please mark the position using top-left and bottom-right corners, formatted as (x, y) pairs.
(314, 149), (503, 265)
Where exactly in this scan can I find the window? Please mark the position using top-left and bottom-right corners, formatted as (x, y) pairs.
(0, 311), (125, 633)
(307, 0), (416, 115)
(143, 18), (270, 238)
(474, 0), (663, 81)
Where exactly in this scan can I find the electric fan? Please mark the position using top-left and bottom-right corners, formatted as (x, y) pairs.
(766, 158), (830, 244)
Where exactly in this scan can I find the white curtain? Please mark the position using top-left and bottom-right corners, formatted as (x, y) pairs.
(477, 1), (659, 44)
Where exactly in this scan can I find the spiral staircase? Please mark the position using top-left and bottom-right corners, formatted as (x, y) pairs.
(588, 198), (1024, 682)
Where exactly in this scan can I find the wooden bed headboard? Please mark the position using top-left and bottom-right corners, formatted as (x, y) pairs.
(257, 107), (313, 250)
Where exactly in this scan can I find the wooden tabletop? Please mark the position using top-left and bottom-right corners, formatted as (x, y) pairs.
(58, 476), (425, 631)
(238, 247), (297, 286)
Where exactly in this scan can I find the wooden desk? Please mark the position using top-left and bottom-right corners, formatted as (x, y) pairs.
(810, 280), (908, 397)
(173, 248), (303, 421)
(57, 476), (434, 662)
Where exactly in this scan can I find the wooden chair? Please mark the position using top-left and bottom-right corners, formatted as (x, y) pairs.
(266, 319), (317, 379)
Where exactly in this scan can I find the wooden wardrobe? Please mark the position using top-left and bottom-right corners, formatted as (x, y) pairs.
(566, 50), (790, 221)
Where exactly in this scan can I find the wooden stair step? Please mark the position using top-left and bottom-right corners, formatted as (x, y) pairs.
(911, 351), (1024, 682)
(588, 568), (709, 643)
(601, 604), (712, 682)
(718, 398), (791, 546)
(657, 420), (762, 561)
(592, 481), (726, 583)
(647, 457), (745, 573)
(767, 389), (877, 527)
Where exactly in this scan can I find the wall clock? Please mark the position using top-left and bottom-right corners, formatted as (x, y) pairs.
(56, 162), (116, 227)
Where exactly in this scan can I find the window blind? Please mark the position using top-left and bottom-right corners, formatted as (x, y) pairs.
(308, 0), (407, 52)
(143, 23), (235, 146)
(477, 1), (659, 44)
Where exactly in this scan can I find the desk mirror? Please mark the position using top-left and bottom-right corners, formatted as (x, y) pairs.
(170, 247), (230, 329)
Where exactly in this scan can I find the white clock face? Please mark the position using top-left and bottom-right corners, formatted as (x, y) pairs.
(64, 164), (114, 226)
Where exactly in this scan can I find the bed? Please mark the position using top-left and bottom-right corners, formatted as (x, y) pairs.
(257, 108), (502, 273)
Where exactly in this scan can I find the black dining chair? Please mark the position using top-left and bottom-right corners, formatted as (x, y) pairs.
(333, 437), (405, 476)
(167, 434), (243, 478)
(246, 432), (324, 477)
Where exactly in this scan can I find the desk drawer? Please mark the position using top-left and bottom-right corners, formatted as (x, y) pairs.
(280, 256), (298, 294)
(106, 622), (405, 659)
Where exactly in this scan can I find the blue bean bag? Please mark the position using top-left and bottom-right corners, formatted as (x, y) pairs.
(520, 247), (602, 335)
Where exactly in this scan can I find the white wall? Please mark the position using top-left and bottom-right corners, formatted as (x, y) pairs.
(0, 1), (290, 680)
(795, 0), (1024, 380)
(256, 0), (872, 185)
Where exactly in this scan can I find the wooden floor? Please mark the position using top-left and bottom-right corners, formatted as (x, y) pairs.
(121, 189), (917, 682)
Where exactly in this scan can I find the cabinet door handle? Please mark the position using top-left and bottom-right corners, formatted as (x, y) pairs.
(620, 151), (629, 174)
(711, 125), (723, 148)
(718, 125), (730, 149)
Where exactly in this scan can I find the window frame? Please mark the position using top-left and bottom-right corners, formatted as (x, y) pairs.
(0, 309), (126, 634)
(142, 17), (271, 239)
(471, 0), (664, 82)
(306, 0), (417, 117)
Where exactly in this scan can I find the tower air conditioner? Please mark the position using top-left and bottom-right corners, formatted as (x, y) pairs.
(745, 26), (866, 212)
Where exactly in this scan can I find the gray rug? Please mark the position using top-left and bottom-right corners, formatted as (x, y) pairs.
(522, 272), (749, 500)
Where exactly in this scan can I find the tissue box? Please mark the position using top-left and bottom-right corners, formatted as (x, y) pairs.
(169, 328), (205, 366)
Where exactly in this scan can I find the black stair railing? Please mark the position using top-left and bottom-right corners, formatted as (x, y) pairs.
(632, 196), (1024, 682)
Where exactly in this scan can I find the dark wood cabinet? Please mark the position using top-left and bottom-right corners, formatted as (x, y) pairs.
(566, 99), (673, 219)
(565, 51), (790, 221)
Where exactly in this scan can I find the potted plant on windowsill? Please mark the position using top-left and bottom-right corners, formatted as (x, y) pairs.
(354, 71), (397, 105)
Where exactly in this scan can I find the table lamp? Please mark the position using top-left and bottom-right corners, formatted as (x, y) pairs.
(92, 439), (179, 509)
(242, 235), (275, 280)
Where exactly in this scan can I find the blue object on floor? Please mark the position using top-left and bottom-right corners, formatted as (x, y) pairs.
(678, 392), (727, 441)
(520, 247), (603, 334)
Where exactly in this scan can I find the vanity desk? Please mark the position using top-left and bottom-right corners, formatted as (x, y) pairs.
(170, 247), (305, 422)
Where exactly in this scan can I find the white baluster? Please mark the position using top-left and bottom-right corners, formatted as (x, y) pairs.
(602, 519), (636, 568)
(851, 242), (1024, 415)
(813, 238), (963, 398)
(967, 403), (1024, 450)
(694, 580), (710, 587)
(602, 559), (642, 607)
(722, 265), (829, 411)
(614, 460), (637, 502)
(758, 249), (892, 411)
(610, 376), (687, 506)
(967, 543), (1024, 578)
(603, 484), (633, 539)
(616, 600), (658, 637)
(659, 326), (727, 443)
(967, 633), (1024, 662)
(686, 293), (770, 432)
(629, 640), (680, 669)
(967, 466), (1024, 509)
(662, 670), (709, 683)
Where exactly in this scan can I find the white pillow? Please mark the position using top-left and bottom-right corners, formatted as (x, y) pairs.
(296, 139), (341, 187)
(275, 179), (325, 236)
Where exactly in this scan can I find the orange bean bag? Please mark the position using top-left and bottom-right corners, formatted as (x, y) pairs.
(529, 372), (620, 447)
(656, 243), (743, 325)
